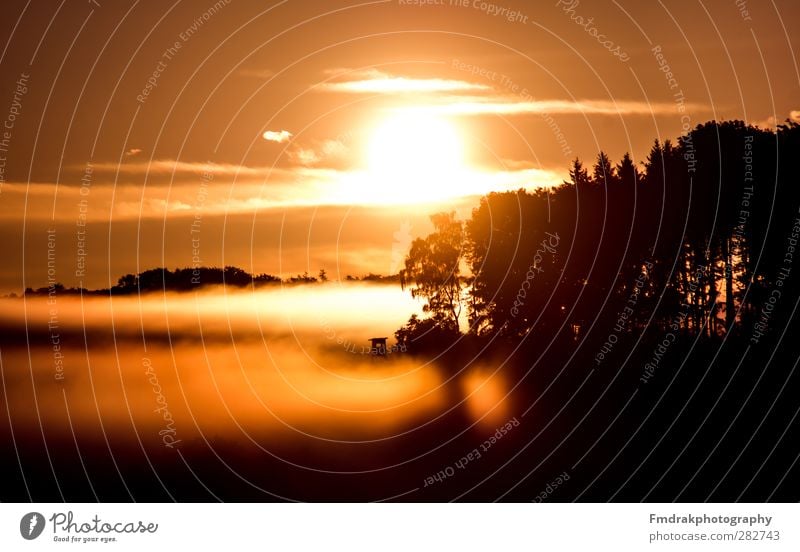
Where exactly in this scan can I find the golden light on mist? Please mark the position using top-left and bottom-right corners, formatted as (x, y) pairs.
(0, 287), (446, 442)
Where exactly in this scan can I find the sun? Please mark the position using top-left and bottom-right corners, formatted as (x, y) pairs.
(363, 111), (468, 203)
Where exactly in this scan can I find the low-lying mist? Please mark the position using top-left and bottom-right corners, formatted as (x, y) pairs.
(0, 283), (452, 449)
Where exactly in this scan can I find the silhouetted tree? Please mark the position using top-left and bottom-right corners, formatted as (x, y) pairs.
(568, 157), (592, 192)
(616, 152), (639, 187)
(592, 151), (617, 187)
(400, 212), (465, 331)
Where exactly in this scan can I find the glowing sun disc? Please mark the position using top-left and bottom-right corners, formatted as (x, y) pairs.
(365, 112), (466, 202)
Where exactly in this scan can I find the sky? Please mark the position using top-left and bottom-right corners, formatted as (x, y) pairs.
(0, 0), (798, 292)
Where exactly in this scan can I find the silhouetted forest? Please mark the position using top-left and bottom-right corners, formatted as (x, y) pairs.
(383, 120), (800, 501)
(398, 120), (800, 358)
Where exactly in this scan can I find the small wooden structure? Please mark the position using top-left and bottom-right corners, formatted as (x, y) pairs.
(570, 320), (583, 341)
(369, 337), (388, 357)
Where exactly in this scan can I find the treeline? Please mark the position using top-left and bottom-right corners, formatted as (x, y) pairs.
(345, 273), (401, 283)
(397, 119), (800, 352)
(114, 266), (282, 293)
(19, 266), (399, 296)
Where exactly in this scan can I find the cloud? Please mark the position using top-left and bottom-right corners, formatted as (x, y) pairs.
(322, 77), (490, 94)
(90, 140), (352, 179)
(404, 96), (708, 117)
(754, 109), (800, 129)
(262, 130), (293, 143)
(289, 138), (350, 167)
(124, 148), (142, 157)
(20, 159), (564, 219)
(318, 69), (707, 118)
(319, 69), (490, 94)
(91, 160), (272, 176)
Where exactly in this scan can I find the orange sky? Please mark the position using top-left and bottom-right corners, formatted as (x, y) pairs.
(1, 0), (798, 291)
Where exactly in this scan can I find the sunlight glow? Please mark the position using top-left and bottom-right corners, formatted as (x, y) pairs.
(361, 111), (470, 203)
